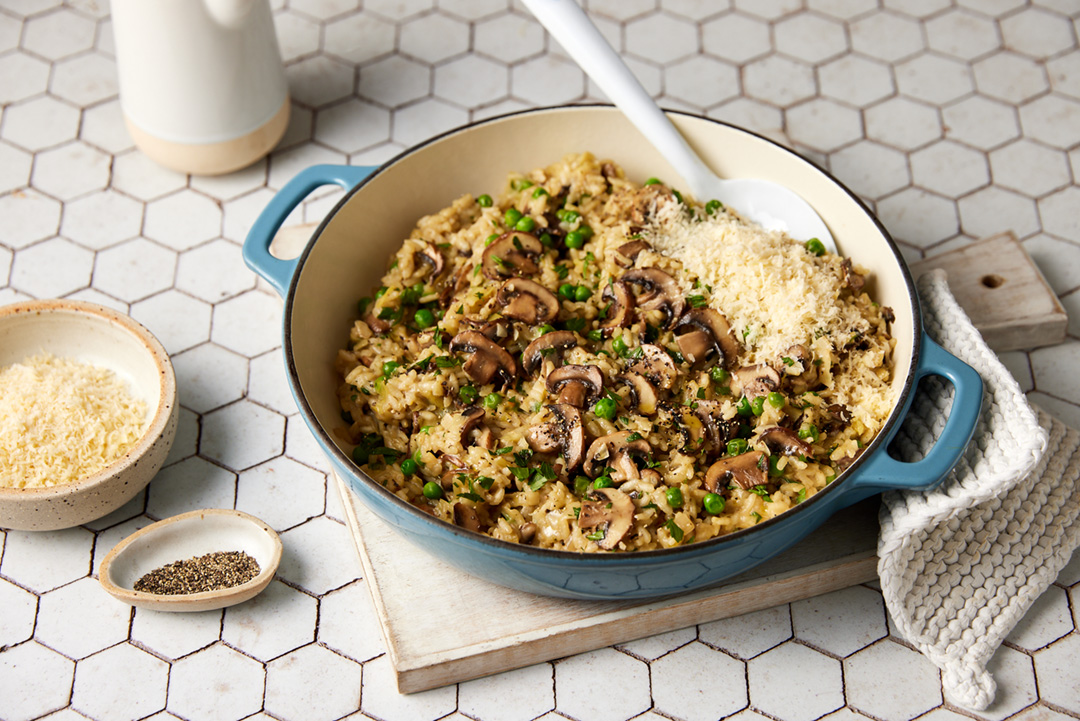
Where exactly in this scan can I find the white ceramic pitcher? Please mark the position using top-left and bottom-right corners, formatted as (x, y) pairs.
(111, 0), (290, 176)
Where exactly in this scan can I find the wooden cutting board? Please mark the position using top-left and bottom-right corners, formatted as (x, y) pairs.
(303, 231), (1064, 693)
(334, 473), (879, 693)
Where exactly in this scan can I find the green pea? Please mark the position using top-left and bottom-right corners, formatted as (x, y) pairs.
(514, 216), (536, 232)
(539, 232), (554, 247)
(577, 225), (593, 238)
(703, 492), (725, 515)
(736, 396), (753, 416)
(727, 438), (748, 456)
(593, 397), (617, 420)
(400, 458), (419, 475)
(767, 391), (785, 408)
(574, 285), (592, 302)
(574, 475), (590, 495)
(565, 230), (586, 249)
(382, 360), (400, 379)
(593, 476), (614, 489)
(644, 177), (662, 186)
(805, 237), (826, 256)
(532, 187), (548, 198)
(477, 194), (493, 207)
(374, 287), (388, 301)
(612, 335), (629, 356)
(665, 487), (683, 509)
(538, 323), (555, 335)
(705, 199), (723, 215)
(414, 308), (435, 329)
(750, 396), (766, 416)
(710, 366), (729, 384)
(798, 424), (820, 443)
(505, 208), (523, 227)
(483, 392), (501, 410)
(587, 329), (603, 342)
(511, 178), (533, 191)
(422, 481), (443, 499)
(559, 283), (577, 300)
(459, 385), (478, 404)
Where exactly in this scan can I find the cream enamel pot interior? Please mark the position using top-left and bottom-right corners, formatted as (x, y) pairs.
(243, 106), (982, 600)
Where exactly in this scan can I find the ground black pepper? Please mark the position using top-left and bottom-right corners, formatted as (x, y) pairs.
(133, 551), (260, 595)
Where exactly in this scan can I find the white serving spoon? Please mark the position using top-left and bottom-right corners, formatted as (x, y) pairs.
(522, 0), (838, 253)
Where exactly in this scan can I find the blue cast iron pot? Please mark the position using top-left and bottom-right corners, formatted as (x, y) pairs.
(244, 106), (983, 600)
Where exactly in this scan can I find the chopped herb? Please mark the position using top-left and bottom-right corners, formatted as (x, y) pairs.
(509, 467), (530, 481)
(796, 487), (807, 503)
(751, 511), (762, 523)
(477, 476), (495, 489)
(696, 387), (706, 399)
(458, 492), (484, 502)
(664, 519), (684, 542)
(687, 295), (708, 308)
(586, 531), (605, 541)
(781, 356), (795, 367)
(626, 432), (643, 442)
(555, 264), (570, 279)
(749, 485), (772, 501)
(434, 356), (460, 368)
(514, 449), (534, 466)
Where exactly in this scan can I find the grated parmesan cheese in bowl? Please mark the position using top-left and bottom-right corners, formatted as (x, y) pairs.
(0, 300), (178, 531)
(0, 353), (149, 489)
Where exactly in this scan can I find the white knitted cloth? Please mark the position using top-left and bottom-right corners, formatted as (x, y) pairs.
(878, 270), (1080, 710)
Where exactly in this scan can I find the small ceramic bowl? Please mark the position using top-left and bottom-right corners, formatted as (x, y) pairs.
(0, 300), (178, 531)
(98, 508), (283, 612)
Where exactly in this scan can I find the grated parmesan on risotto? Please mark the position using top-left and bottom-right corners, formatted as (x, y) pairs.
(334, 153), (896, 552)
(0, 354), (149, 489)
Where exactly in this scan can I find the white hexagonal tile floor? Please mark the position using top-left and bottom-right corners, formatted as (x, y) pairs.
(3, 4), (1080, 720)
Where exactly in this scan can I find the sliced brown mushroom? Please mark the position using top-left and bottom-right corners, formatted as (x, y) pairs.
(546, 364), (604, 408)
(438, 262), (474, 309)
(675, 308), (740, 367)
(705, 451), (768, 492)
(583, 431), (651, 483)
(519, 522), (538, 543)
(614, 239), (652, 268)
(495, 277), (560, 324)
(460, 408), (496, 450)
(453, 502), (482, 532)
(468, 317), (515, 344)
(416, 243), (444, 278)
(841, 258), (865, 293)
(618, 372), (659, 415)
(521, 330), (578, 376)
(622, 268), (685, 329)
(362, 310), (391, 335)
(578, 487), (635, 550)
(821, 403), (852, 433)
(526, 404), (586, 470)
(449, 331), (517, 388)
(734, 364), (781, 399)
(693, 400), (737, 457)
(758, 426), (813, 457)
(482, 231), (543, 280)
(599, 280), (635, 330)
(628, 344), (678, 390)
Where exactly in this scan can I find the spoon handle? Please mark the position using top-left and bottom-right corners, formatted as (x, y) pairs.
(522, 0), (714, 195)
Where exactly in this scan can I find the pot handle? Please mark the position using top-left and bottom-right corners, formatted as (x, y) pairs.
(848, 333), (983, 493)
(243, 164), (376, 297)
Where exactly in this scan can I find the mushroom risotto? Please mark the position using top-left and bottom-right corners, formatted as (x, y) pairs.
(334, 153), (895, 552)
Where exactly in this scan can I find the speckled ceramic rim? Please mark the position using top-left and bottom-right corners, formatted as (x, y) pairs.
(280, 105), (922, 563)
(97, 508), (283, 611)
(0, 299), (177, 503)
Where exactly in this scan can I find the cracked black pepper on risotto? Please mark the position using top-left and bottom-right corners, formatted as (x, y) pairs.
(334, 153), (895, 552)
